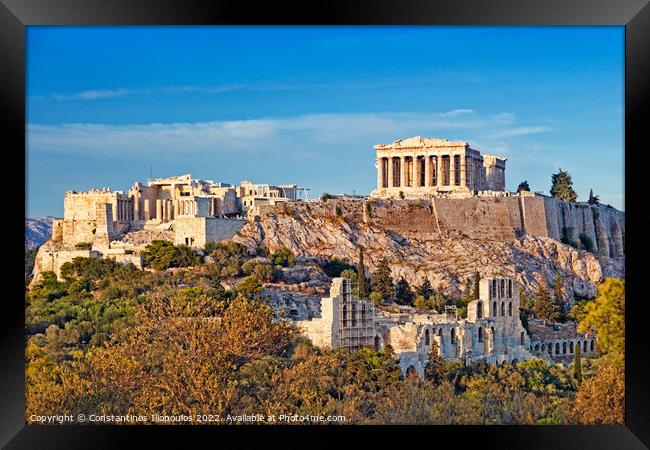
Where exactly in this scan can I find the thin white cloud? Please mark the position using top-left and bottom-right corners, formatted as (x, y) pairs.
(37, 74), (484, 102)
(51, 89), (133, 101)
(27, 110), (550, 159)
(488, 126), (553, 139)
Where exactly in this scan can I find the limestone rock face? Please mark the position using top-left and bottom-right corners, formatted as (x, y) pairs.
(233, 205), (624, 302)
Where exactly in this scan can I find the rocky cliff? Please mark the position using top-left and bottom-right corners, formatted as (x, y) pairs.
(233, 198), (625, 301)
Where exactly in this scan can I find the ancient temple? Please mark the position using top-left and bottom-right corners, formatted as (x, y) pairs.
(371, 136), (506, 199)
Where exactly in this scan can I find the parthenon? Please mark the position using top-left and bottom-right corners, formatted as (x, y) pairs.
(371, 136), (506, 199)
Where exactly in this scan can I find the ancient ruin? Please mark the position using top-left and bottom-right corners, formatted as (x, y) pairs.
(372, 136), (506, 199)
(33, 174), (303, 282)
(29, 134), (620, 378)
(297, 277), (597, 378)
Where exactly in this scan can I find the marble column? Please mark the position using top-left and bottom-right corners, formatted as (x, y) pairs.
(144, 199), (150, 220)
(412, 155), (418, 187)
(437, 154), (444, 187)
(400, 156), (406, 188)
(133, 193), (140, 221)
(156, 199), (162, 221)
(387, 156), (394, 188)
(411, 155), (416, 187)
(424, 154), (431, 187)
(460, 153), (467, 186)
(450, 153), (456, 187)
(377, 158), (383, 190)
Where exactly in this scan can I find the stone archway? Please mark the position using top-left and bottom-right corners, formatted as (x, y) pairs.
(405, 365), (417, 379)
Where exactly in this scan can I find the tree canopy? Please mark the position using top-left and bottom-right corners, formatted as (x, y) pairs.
(550, 168), (577, 202)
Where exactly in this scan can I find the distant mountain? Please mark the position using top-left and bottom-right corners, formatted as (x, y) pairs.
(25, 217), (54, 250)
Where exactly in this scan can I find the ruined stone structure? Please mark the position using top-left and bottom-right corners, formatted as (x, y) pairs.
(372, 136), (506, 199)
(32, 174), (305, 283)
(237, 180), (301, 212)
(57, 188), (132, 247)
(297, 276), (595, 378)
(297, 278), (376, 352)
(129, 174), (240, 223)
(527, 319), (597, 364)
(52, 174), (304, 252)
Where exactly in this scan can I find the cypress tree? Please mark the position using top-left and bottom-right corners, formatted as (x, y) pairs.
(532, 284), (560, 324)
(371, 258), (394, 301)
(424, 340), (445, 384)
(394, 277), (414, 306)
(550, 168), (578, 202)
(472, 271), (481, 300)
(553, 275), (565, 318)
(418, 279), (434, 299)
(574, 344), (583, 384)
(588, 188), (600, 205)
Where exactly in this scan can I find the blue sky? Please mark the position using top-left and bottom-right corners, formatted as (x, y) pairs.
(27, 26), (624, 217)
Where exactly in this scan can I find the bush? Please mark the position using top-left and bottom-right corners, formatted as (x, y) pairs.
(235, 275), (263, 299)
(335, 206), (343, 216)
(370, 291), (384, 306)
(241, 260), (274, 282)
(219, 258), (242, 279)
(322, 258), (355, 277)
(269, 246), (296, 267)
(175, 245), (202, 267)
(252, 264), (274, 282)
(141, 240), (200, 270)
(321, 193), (334, 202)
(578, 234), (595, 253)
(74, 242), (92, 250)
(561, 227), (577, 248)
(207, 241), (247, 261)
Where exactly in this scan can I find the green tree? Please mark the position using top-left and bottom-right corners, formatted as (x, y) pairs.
(424, 340), (445, 384)
(394, 278), (414, 306)
(517, 180), (530, 193)
(235, 275), (263, 299)
(320, 192), (334, 202)
(550, 168), (577, 202)
(532, 284), (560, 323)
(322, 258), (354, 277)
(414, 295), (435, 311)
(573, 344), (583, 384)
(357, 247), (369, 299)
(587, 189), (600, 205)
(269, 246), (296, 267)
(417, 279), (434, 299)
(369, 291), (384, 307)
(175, 245), (202, 267)
(576, 278), (624, 365)
(471, 272), (481, 300)
(371, 258), (394, 301)
(552, 275), (566, 319)
(141, 240), (179, 270)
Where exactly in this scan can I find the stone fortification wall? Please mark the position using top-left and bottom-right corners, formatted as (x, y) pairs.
(173, 217), (246, 248)
(34, 249), (101, 280)
(254, 195), (624, 256)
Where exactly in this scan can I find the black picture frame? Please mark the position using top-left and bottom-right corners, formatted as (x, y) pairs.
(3, 0), (648, 448)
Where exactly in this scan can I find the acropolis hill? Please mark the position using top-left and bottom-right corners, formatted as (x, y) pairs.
(31, 136), (624, 301)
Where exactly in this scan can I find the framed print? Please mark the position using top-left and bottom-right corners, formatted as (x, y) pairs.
(3, 0), (649, 448)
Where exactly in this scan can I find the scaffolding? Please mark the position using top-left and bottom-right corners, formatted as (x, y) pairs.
(337, 278), (376, 352)
(445, 305), (458, 321)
